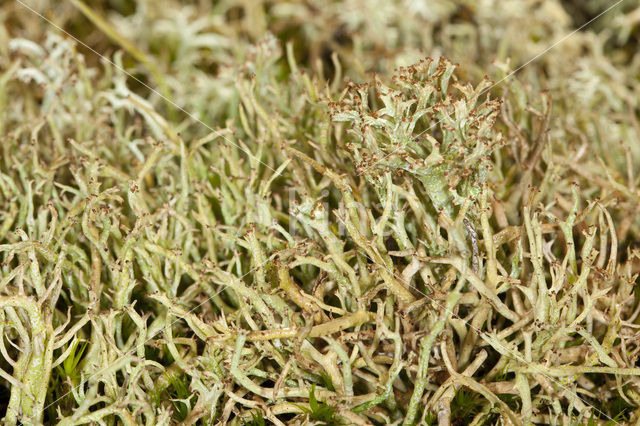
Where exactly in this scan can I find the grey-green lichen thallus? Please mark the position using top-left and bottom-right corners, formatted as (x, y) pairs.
(2, 0), (639, 424)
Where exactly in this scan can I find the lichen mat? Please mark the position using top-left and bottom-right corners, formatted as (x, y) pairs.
(1, 0), (639, 424)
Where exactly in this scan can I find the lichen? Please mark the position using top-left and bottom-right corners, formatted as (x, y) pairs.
(0, 0), (639, 424)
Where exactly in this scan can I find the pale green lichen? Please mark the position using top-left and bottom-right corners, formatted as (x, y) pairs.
(0, 0), (640, 425)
